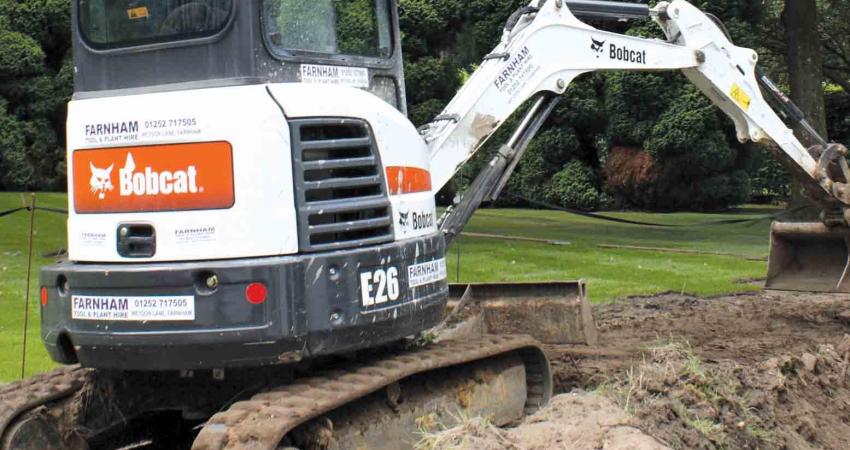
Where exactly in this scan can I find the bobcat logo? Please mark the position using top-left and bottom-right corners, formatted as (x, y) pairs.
(89, 162), (114, 200)
(398, 211), (410, 228)
(591, 37), (606, 57)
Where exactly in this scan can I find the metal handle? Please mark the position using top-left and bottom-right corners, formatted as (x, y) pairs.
(564, 0), (651, 20)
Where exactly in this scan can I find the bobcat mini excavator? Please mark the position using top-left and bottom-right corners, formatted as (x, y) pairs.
(2, 0), (849, 449)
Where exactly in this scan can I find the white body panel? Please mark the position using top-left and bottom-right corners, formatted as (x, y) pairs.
(68, 83), (437, 263)
(68, 85), (298, 262)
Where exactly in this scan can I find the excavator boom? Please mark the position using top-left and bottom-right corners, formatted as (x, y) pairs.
(425, 0), (850, 292)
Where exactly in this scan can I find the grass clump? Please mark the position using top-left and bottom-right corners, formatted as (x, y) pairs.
(597, 339), (776, 449)
(415, 411), (521, 450)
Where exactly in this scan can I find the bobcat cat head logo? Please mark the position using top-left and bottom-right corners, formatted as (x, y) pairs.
(398, 211), (410, 228)
(89, 162), (114, 200)
(591, 37), (606, 56)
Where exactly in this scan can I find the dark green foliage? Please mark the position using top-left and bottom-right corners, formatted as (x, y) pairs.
(408, 98), (447, 128)
(604, 76), (748, 209)
(605, 73), (677, 147)
(398, 0), (445, 54)
(0, 30), (44, 77)
(548, 161), (601, 211)
(0, 102), (61, 189)
(271, 0), (386, 57)
(827, 93), (850, 146)
(748, 149), (791, 202)
(0, 0), (69, 191)
(404, 57), (461, 105)
(511, 128), (583, 203)
(0, 102), (27, 184)
(335, 0), (381, 56)
(0, 0), (843, 210)
(694, 171), (752, 210)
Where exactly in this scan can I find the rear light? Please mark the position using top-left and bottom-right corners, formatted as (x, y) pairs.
(40, 287), (48, 306)
(245, 283), (268, 305)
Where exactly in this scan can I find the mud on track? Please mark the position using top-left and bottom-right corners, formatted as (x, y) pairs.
(545, 291), (850, 450)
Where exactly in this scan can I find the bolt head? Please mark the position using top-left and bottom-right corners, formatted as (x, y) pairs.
(119, 227), (129, 237)
(557, 79), (566, 90)
(328, 265), (342, 281)
(206, 275), (219, 289)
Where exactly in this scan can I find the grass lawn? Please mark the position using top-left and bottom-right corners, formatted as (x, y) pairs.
(447, 206), (774, 302)
(0, 193), (69, 381)
(0, 193), (775, 382)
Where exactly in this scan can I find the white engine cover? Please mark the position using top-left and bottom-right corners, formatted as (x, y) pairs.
(67, 83), (436, 263)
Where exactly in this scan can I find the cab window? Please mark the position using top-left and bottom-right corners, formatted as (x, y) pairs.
(79, 0), (233, 49)
(263, 0), (393, 59)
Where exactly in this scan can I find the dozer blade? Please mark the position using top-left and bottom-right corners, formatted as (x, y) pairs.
(447, 281), (599, 345)
(766, 222), (850, 293)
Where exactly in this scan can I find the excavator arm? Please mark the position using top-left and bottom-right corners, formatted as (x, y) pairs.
(427, 0), (850, 293)
(425, 0), (850, 243)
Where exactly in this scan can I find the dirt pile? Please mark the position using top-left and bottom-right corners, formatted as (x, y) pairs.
(545, 292), (850, 450)
(417, 392), (670, 450)
(598, 338), (850, 449)
(436, 291), (850, 449)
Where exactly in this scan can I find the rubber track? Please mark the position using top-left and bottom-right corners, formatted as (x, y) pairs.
(0, 366), (88, 446)
(193, 335), (550, 450)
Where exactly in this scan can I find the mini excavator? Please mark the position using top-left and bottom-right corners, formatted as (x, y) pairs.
(2, 1), (848, 449)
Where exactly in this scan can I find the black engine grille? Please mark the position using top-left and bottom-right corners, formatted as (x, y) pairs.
(290, 118), (394, 252)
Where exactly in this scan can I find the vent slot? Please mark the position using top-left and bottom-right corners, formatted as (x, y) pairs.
(291, 118), (394, 252)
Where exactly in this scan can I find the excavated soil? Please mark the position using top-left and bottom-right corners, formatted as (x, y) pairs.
(552, 291), (850, 449)
(427, 291), (850, 450)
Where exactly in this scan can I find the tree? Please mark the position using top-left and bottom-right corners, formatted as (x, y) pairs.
(0, 0), (840, 209)
(0, 0), (71, 191)
(819, 0), (850, 94)
(783, 0), (828, 138)
(780, 0), (828, 213)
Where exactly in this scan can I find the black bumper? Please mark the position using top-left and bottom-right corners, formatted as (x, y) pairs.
(40, 234), (447, 371)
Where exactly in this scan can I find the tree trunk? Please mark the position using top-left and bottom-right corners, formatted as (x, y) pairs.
(782, 0), (828, 214)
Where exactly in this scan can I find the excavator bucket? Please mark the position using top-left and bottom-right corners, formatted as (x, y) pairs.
(766, 222), (850, 293)
(445, 281), (599, 345)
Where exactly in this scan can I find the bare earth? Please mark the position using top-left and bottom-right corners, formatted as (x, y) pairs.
(430, 291), (850, 449)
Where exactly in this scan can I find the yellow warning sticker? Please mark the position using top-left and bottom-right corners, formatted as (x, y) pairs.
(730, 83), (751, 111)
(127, 6), (150, 20)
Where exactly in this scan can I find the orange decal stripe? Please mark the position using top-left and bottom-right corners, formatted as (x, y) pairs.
(73, 141), (234, 214)
(385, 166), (432, 195)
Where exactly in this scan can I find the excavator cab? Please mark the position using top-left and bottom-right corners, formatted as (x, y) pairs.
(52, 0), (592, 373)
(73, 0), (406, 109)
(48, 0), (441, 371)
